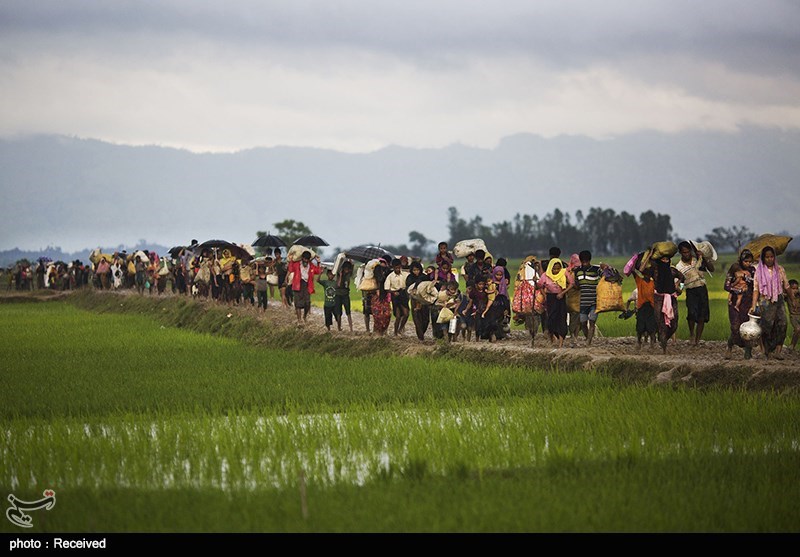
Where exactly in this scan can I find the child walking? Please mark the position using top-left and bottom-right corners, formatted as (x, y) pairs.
(318, 269), (339, 331)
(255, 265), (269, 312)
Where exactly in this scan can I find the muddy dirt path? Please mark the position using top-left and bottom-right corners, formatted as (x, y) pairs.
(6, 288), (799, 392)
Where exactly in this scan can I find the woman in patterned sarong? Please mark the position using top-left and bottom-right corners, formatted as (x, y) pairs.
(750, 246), (790, 360)
(371, 265), (392, 336)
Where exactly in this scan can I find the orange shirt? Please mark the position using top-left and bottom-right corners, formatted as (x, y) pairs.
(634, 274), (655, 309)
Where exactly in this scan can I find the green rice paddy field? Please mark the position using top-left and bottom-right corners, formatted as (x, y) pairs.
(1, 297), (799, 533)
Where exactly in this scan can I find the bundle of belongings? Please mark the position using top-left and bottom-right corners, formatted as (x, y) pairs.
(407, 280), (439, 305)
(596, 265), (625, 313)
(453, 238), (487, 258)
(742, 234), (792, 257)
(287, 244), (317, 262)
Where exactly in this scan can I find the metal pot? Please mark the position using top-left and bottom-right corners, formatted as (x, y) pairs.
(739, 314), (762, 342)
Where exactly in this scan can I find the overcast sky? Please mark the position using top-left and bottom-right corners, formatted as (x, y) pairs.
(2, 0), (800, 153)
(1, 1), (799, 254)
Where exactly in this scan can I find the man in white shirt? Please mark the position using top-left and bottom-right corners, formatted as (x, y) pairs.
(385, 258), (410, 335)
(675, 241), (715, 346)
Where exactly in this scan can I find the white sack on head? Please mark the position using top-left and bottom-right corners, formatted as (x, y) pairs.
(332, 253), (347, 276)
(287, 245), (316, 262)
(453, 239), (488, 258)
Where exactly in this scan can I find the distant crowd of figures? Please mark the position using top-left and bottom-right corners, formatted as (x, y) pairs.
(5, 237), (799, 359)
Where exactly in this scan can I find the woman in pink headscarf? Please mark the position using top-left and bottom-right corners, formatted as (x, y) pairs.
(749, 246), (790, 360)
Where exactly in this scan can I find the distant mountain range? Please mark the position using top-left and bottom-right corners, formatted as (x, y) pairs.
(1, 127), (798, 264)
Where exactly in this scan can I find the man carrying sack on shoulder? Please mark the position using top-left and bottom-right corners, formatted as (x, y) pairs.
(676, 241), (715, 347)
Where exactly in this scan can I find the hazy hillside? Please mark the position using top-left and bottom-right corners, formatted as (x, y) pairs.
(1, 128), (798, 256)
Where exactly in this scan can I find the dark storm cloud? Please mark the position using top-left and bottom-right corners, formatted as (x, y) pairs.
(3, 0), (799, 77)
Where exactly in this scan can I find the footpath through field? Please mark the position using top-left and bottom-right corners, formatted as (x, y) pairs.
(5, 288), (800, 393)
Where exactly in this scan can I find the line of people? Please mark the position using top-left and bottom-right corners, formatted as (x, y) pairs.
(723, 246), (798, 360)
(16, 236), (798, 358)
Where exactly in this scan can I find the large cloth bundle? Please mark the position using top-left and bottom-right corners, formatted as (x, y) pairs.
(453, 238), (488, 258)
(651, 241), (678, 260)
(408, 281), (438, 305)
(363, 258), (381, 279)
(332, 252), (347, 276)
(742, 234), (793, 257)
(596, 277), (625, 313)
(89, 249), (115, 266)
(566, 288), (581, 313)
(692, 241), (718, 263)
(638, 241), (677, 272)
(157, 258), (171, 276)
(195, 266), (211, 284)
(287, 245), (317, 262)
(512, 280), (535, 315)
(357, 276), (378, 291)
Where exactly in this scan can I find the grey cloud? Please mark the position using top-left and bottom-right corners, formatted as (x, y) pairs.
(2, 0), (799, 77)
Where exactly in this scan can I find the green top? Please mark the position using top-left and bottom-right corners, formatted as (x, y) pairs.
(319, 279), (337, 307)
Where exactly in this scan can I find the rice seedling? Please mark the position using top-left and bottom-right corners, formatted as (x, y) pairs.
(1, 300), (798, 532)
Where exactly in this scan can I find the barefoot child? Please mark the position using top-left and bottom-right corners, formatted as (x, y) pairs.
(456, 291), (475, 342)
(318, 269), (338, 331)
(255, 264), (269, 312)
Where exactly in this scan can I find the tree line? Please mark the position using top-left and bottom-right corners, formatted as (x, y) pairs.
(445, 206), (675, 257)
(0, 214), (782, 269)
(260, 212), (781, 261)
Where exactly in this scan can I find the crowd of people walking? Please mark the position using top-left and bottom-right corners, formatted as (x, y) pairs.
(5, 236), (798, 360)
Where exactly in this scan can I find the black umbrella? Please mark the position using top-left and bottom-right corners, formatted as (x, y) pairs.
(293, 234), (329, 247)
(252, 233), (286, 248)
(196, 240), (253, 262)
(168, 246), (185, 258)
(344, 245), (396, 264)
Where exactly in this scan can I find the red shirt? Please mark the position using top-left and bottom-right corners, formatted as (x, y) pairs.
(288, 260), (321, 293)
